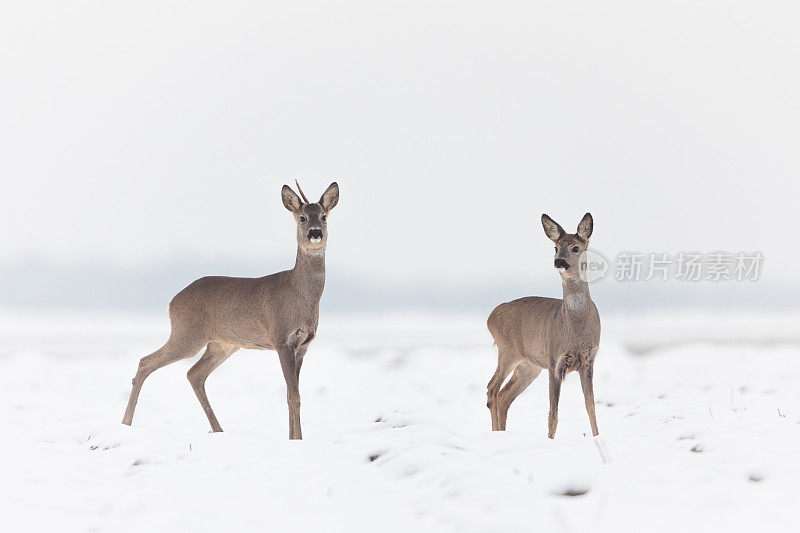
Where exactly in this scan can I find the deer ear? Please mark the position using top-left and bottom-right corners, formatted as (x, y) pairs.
(282, 185), (302, 212)
(577, 212), (593, 240)
(541, 214), (565, 242)
(319, 182), (339, 212)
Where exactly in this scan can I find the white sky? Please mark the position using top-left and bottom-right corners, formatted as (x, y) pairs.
(2, 1), (799, 287)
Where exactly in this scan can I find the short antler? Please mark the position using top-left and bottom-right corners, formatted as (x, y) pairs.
(294, 179), (310, 204)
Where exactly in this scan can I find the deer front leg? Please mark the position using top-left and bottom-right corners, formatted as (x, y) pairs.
(277, 346), (302, 440)
(547, 369), (562, 439)
(294, 346), (307, 381)
(579, 363), (599, 436)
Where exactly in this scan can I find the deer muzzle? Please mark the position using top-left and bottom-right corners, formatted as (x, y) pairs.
(308, 228), (323, 243)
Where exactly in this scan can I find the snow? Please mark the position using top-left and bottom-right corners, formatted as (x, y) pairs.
(2, 308), (799, 532)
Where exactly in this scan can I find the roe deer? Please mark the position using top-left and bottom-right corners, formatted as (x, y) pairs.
(121, 181), (339, 440)
(486, 213), (600, 438)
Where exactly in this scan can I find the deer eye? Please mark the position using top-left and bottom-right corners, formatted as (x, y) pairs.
(321, 214), (327, 222)
(572, 246), (579, 253)
(299, 216), (307, 222)
(554, 247), (558, 252)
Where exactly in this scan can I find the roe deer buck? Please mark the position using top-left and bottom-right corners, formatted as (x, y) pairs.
(121, 181), (339, 440)
(486, 213), (600, 439)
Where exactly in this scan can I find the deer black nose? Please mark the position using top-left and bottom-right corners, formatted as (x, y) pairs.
(308, 228), (323, 240)
(554, 258), (569, 269)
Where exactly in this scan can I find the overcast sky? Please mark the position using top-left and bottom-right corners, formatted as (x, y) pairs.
(2, 1), (799, 308)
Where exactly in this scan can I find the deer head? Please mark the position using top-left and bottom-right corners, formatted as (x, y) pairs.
(541, 212), (593, 280)
(282, 181), (339, 252)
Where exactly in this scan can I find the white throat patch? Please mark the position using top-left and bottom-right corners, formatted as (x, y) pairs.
(565, 293), (588, 311)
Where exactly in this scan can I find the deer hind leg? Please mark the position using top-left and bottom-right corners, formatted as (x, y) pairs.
(497, 362), (542, 431)
(122, 336), (206, 426)
(487, 350), (521, 431)
(579, 363), (599, 436)
(187, 341), (239, 432)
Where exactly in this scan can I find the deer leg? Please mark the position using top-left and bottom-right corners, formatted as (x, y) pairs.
(122, 337), (205, 426)
(547, 369), (563, 439)
(579, 363), (599, 436)
(294, 347), (307, 381)
(497, 362), (541, 431)
(187, 341), (239, 432)
(277, 346), (302, 440)
(487, 352), (519, 431)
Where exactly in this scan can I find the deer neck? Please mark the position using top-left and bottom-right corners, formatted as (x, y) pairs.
(561, 277), (592, 319)
(291, 246), (326, 300)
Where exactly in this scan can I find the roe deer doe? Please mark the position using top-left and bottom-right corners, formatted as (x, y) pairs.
(486, 213), (600, 438)
(121, 181), (339, 440)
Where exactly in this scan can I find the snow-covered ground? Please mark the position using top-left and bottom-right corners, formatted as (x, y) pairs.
(2, 308), (799, 532)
